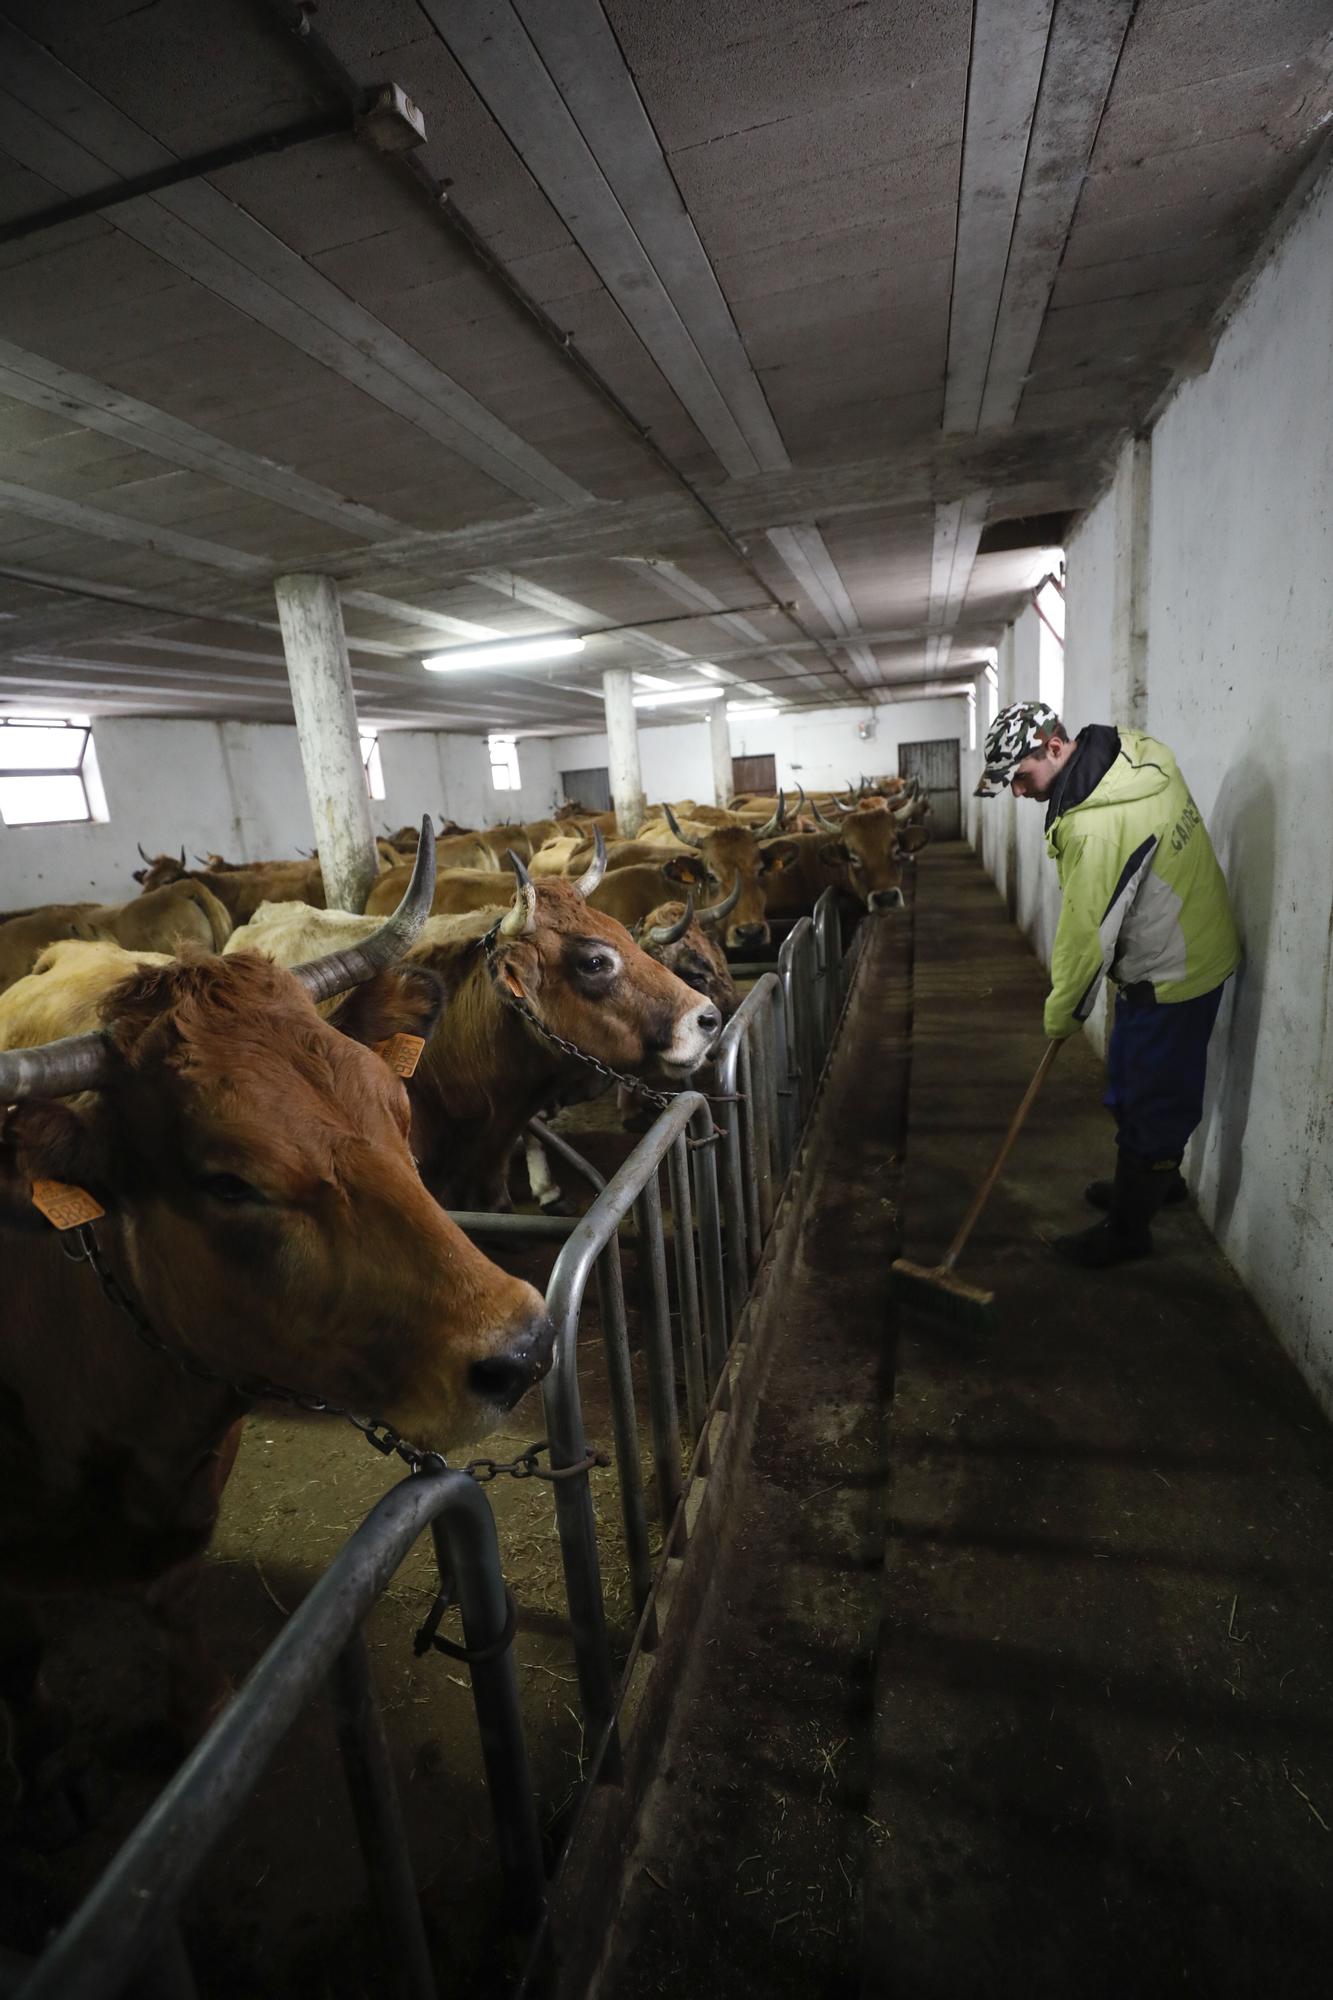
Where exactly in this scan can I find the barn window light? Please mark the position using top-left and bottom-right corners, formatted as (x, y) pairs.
(489, 733), (521, 791)
(359, 729), (385, 802)
(0, 714), (106, 827)
(1035, 568), (1065, 713)
(422, 635), (585, 672)
(632, 685), (726, 709)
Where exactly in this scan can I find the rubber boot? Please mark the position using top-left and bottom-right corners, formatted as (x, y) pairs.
(1085, 1166), (1187, 1211)
(1053, 1150), (1177, 1268)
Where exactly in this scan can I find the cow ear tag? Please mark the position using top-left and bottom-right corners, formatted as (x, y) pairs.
(500, 965), (528, 1003)
(31, 1177), (105, 1230)
(374, 1033), (425, 1078)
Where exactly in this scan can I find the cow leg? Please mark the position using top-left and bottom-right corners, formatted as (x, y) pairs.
(145, 1557), (231, 1745)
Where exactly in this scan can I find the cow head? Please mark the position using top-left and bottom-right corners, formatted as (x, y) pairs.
(476, 837), (722, 1079)
(662, 803), (790, 950)
(635, 885), (743, 1023)
(1, 827), (553, 1452)
(806, 794), (912, 910)
(134, 844), (188, 890)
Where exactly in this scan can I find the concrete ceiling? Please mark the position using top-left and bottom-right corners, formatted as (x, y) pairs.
(0, 0), (1330, 733)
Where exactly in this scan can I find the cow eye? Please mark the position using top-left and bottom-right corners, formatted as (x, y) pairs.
(198, 1172), (266, 1206)
(847, 852), (865, 868)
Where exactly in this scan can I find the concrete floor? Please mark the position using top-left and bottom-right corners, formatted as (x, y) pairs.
(596, 843), (1333, 1998)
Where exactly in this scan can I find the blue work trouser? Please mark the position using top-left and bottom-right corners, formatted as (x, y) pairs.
(1104, 982), (1227, 1161)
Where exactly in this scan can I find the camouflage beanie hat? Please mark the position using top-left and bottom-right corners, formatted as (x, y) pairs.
(974, 699), (1063, 796)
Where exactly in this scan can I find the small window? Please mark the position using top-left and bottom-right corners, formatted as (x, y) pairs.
(360, 729), (385, 802)
(1035, 570), (1065, 714)
(489, 733), (521, 792)
(0, 716), (105, 826)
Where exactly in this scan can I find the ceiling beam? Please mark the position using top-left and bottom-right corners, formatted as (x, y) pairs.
(431, 0), (788, 479)
(0, 20), (590, 511)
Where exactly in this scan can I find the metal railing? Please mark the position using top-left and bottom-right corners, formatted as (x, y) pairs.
(17, 1472), (540, 2000)
(20, 891), (872, 1999)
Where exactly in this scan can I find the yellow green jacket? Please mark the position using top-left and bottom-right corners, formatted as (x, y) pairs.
(1044, 729), (1240, 1039)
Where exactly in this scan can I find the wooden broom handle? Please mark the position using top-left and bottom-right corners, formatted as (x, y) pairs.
(941, 1040), (1062, 1273)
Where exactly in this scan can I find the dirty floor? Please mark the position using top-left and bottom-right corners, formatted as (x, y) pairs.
(595, 843), (1333, 1999)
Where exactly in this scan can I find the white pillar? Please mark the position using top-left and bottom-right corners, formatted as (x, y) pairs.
(708, 699), (733, 809)
(274, 573), (379, 913)
(603, 668), (644, 836)
(1110, 435), (1151, 730)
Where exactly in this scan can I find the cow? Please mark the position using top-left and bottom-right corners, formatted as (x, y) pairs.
(134, 850), (327, 924)
(542, 803), (788, 952)
(0, 880), (233, 995)
(634, 882), (743, 1022)
(226, 836), (722, 1210)
(758, 791), (923, 918)
(0, 827), (553, 1754)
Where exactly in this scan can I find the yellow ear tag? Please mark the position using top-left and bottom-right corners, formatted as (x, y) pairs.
(31, 1177), (105, 1230)
(374, 1033), (425, 1078)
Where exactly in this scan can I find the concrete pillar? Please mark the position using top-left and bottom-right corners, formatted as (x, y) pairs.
(603, 668), (645, 836)
(708, 699), (733, 808)
(274, 573), (379, 913)
(1111, 435), (1151, 730)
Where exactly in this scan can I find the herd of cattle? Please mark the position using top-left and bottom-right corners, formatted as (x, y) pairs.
(0, 776), (928, 1754)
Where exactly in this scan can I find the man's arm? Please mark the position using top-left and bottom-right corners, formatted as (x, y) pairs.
(1044, 831), (1147, 1038)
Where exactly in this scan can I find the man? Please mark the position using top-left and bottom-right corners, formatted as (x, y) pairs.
(975, 700), (1240, 1267)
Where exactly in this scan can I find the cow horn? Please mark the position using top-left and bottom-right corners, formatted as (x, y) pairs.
(663, 803), (703, 851)
(137, 841), (151, 864)
(696, 873), (742, 929)
(499, 848), (538, 938)
(0, 1029), (117, 1103)
(892, 796), (917, 824)
(178, 846), (186, 868)
(573, 824), (607, 899)
(643, 894), (695, 946)
(754, 788), (786, 837)
(811, 793), (841, 832)
(292, 817), (436, 1002)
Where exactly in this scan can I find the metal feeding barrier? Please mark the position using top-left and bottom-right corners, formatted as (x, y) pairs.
(18, 889), (868, 2000)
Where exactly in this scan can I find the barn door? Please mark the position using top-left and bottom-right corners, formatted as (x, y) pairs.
(560, 766), (611, 812)
(731, 752), (776, 796)
(898, 738), (961, 838)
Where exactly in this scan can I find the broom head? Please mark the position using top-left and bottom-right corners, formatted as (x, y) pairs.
(889, 1255), (997, 1330)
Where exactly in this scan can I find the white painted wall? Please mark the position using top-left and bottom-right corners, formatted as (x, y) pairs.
(555, 697), (970, 807)
(975, 162), (1333, 1417)
(0, 721), (557, 910)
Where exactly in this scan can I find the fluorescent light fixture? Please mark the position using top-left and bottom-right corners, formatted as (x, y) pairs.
(422, 634), (585, 672)
(693, 662), (723, 680)
(632, 670), (677, 689)
(726, 702), (778, 718)
(632, 685), (727, 709)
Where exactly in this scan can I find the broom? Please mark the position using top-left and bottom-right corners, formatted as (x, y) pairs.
(890, 1039), (1061, 1327)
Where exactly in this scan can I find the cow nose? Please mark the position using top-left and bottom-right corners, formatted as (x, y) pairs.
(468, 1308), (556, 1411)
(695, 1003), (722, 1041)
(869, 888), (904, 911)
(732, 922), (767, 946)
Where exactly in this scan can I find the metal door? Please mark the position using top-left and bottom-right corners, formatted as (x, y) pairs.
(560, 766), (611, 812)
(898, 738), (961, 838)
(731, 753), (776, 796)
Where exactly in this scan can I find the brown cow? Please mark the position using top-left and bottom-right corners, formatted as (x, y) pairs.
(550, 803), (785, 952)
(229, 840), (721, 1209)
(134, 850), (326, 924)
(0, 880), (232, 994)
(0, 831), (552, 1747)
(758, 791), (919, 917)
(635, 882), (743, 1022)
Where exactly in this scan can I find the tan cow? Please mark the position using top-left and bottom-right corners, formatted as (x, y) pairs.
(228, 841), (721, 1209)
(0, 832), (552, 1744)
(0, 880), (233, 994)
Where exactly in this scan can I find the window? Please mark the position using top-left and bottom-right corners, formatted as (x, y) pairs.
(360, 729), (385, 802)
(489, 733), (521, 792)
(0, 716), (106, 826)
(984, 660), (999, 730)
(1035, 570), (1065, 714)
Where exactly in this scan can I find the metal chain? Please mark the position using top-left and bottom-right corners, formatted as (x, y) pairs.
(481, 924), (734, 1134)
(61, 1223), (606, 1486)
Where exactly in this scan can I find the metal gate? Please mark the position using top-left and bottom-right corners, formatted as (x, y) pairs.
(898, 738), (961, 838)
(560, 766), (611, 811)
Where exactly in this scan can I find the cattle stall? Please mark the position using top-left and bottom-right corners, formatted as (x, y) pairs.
(2, 893), (863, 1996)
(4, 4), (1333, 1997)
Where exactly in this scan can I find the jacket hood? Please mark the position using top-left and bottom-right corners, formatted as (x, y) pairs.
(1060, 729), (1176, 818)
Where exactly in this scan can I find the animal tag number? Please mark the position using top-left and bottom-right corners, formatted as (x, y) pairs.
(374, 1033), (425, 1078)
(31, 1177), (105, 1230)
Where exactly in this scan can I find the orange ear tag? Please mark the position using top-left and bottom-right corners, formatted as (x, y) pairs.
(31, 1177), (105, 1230)
(374, 1033), (426, 1078)
(500, 966), (527, 1003)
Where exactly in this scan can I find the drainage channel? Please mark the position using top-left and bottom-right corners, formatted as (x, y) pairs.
(579, 907), (916, 1999)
